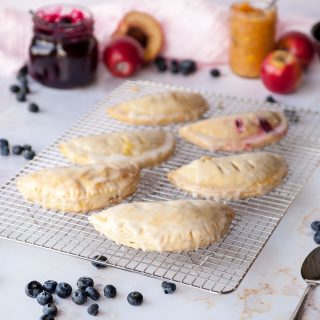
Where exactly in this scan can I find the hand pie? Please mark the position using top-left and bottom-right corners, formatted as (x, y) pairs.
(107, 91), (208, 125)
(16, 161), (140, 213)
(179, 110), (288, 151)
(59, 130), (175, 168)
(88, 200), (234, 252)
(168, 152), (288, 200)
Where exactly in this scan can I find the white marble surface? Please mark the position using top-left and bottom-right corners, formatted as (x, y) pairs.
(1, 0), (320, 319)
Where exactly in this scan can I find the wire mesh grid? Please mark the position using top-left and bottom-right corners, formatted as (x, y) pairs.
(1, 80), (320, 294)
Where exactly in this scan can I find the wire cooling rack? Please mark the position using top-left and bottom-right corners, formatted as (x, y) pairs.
(1, 80), (320, 294)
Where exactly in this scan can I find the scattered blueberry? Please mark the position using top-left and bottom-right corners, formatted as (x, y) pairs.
(311, 221), (320, 232)
(25, 280), (43, 298)
(161, 281), (176, 294)
(85, 286), (100, 301)
(0, 139), (9, 148)
(87, 303), (99, 316)
(22, 144), (32, 151)
(127, 291), (143, 306)
(43, 303), (58, 317)
(40, 315), (55, 320)
(179, 59), (197, 75)
(210, 68), (221, 78)
(1, 146), (10, 156)
(21, 82), (30, 94)
(10, 84), (20, 93)
(16, 91), (26, 102)
(266, 95), (276, 103)
(56, 282), (72, 298)
(104, 285), (117, 298)
(170, 60), (180, 74)
(91, 255), (108, 269)
(314, 231), (320, 244)
(72, 289), (87, 305)
(154, 56), (167, 72)
(77, 277), (94, 290)
(23, 149), (36, 160)
(43, 280), (57, 294)
(17, 64), (28, 78)
(37, 291), (53, 306)
(29, 103), (40, 113)
(12, 145), (23, 155)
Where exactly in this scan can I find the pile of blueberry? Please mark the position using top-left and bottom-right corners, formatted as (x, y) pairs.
(154, 57), (197, 75)
(0, 138), (35, 160)
(26, 273), (177, 318)
(154, 56), (222, 79)
(9, 64), (40, 113)
(311, 221), (320, 244)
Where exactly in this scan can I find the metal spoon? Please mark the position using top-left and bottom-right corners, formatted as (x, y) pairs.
(290, 247), (320, 320)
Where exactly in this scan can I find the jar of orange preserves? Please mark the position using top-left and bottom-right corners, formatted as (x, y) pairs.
(229, 1), (277, 78)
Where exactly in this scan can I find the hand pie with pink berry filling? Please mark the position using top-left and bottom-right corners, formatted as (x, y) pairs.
(179, 110), (288, 151)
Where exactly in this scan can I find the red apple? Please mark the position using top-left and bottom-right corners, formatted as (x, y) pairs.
(277, 31), (315, 69)
(261, 50), (303, 94)
(103, 36), (143, 78)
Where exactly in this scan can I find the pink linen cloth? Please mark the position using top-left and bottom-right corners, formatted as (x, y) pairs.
(0, 0), (315, 75)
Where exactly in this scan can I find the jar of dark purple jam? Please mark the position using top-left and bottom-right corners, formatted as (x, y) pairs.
(29, 5), (98, 88)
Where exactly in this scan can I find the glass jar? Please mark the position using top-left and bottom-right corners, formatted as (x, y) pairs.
(229, 1), (277, 78)
(29, 5), (98, 89)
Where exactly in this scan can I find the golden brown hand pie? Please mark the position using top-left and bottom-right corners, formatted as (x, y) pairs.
(179, 110), (288, 151)
(168, 152), (288, 200)
(59, 130), (175, 168)
(89, 200), (234, 252)
(17, 160), (140, 213)
(107, 91), (208, 125)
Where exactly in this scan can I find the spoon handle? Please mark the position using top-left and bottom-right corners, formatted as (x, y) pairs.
(289, 284), (315, 320)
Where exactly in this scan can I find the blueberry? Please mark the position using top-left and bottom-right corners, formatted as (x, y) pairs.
(91, 255), (108, 269)
(1, 146), (9, 156)
(43, 303), (58, 317)
(25, 280), (43, 298)
(210, 68), (221, 78)
(16, 91), (26, 102)
(312, 221), (320, 232)
(17, 64), (28, 78)
(0, 139), (9, 148)
(56, 282), (72, 298)
(23, 149), (36, 160)
(10, 84), (20, 93)
(127, 291), (143, 306)
(72, 289), (87, 305)
(104, 285), (117, 298)
(43, 280), (57, 294)
(161, 281), (176, 294)
(266, 95), (276, 103)
(40, 315), (55, 320)
(37, 291), (53, 306)
(77, 277), (94, 290)
(154, 56), (167, 72)
(87, 303), (99, 316)
(85, 287), (100, 301)
(170, 60), (180, 74)
(314, 231), (320, 244)
(179, 59), (197, 75)
(29, 103), (40, 113)
(22, 144), (32, 151)
(12, 145), (23, 155)
(21, 82), (30, 94)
